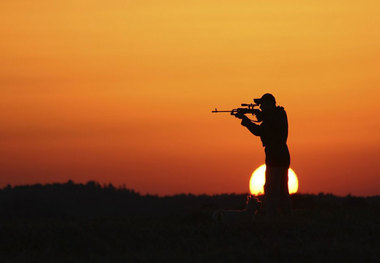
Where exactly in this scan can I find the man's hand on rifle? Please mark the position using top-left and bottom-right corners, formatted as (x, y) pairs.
(233, 112), (245, 119)
(233, 112), (252, 127)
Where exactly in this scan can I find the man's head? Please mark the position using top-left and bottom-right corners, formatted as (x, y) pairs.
(254, 93), (276, 112)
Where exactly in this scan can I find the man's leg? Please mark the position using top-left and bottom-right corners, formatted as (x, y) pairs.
(280, 167), (292, 215)
(264, 166), (281, 217)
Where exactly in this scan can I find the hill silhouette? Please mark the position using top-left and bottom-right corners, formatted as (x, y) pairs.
(0, 181), (378, 262)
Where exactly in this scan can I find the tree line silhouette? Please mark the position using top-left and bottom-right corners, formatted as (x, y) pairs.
(0, 180), (377, 220)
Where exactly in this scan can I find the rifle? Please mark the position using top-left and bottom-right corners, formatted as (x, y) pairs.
(212, 103), (263, 121)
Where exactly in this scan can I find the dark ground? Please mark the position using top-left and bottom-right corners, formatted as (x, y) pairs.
(0, 181), (379, 262)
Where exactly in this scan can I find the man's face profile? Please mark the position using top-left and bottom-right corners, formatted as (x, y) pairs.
(259, 100), (275, 112)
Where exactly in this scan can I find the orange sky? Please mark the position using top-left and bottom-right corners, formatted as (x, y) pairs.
(1, 1), (379, 196)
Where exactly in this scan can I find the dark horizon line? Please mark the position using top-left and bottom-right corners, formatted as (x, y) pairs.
(1, 180), (378, 198)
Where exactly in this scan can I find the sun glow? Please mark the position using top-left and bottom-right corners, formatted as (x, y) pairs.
(249, 164), (298, 196)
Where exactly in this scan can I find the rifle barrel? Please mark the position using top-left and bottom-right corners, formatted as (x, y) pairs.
(211, 110), (232, 113)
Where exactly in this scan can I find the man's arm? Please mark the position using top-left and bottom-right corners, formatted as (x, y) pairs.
(241, 116), (261, 136)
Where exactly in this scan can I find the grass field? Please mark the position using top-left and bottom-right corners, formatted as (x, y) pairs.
(0, 182), (378, 262)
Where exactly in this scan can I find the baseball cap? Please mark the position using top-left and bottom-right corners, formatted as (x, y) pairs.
(254, 93), (276, 105)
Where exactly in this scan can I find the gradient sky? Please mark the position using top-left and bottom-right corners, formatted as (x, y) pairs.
(1, 1), (379, 196)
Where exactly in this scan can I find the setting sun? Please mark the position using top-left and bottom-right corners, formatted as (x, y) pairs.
(249, 165), (298, 196)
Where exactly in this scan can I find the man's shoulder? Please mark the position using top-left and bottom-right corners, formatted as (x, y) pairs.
(262, 106), (287, 123)
(276, 106), (286, 112)
(273, 106), (288, 125)
(276, 106), (287, 116)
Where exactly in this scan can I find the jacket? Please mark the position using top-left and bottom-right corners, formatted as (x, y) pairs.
(241, 106), (290, 167)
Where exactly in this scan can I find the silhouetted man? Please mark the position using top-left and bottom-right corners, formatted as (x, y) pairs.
(235, 93), (292, 216)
